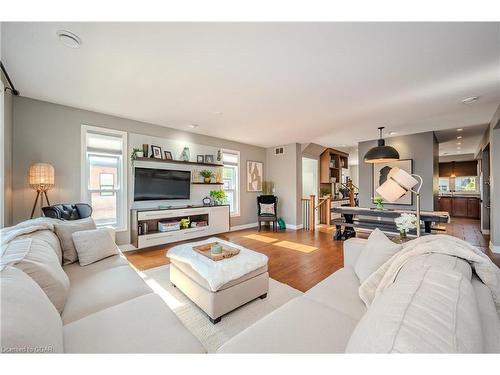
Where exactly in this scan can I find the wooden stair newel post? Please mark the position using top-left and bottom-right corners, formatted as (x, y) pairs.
(309, 194), (316, 231)
(348, 179), (355, 207)
(326, 195), (331, 226)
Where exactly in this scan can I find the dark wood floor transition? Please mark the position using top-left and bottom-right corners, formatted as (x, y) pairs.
(126, 217), (499, 292)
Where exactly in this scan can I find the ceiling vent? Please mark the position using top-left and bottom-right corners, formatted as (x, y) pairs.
(274, 146), (285, 156)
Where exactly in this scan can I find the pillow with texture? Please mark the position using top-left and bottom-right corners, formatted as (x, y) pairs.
(354, 228), (402, 283)
(72, 228), (119, 266)
(53, 218), (96, 265)
(1, 266), (64, 353)
(5, 237), (69, 313)
(259, 203), (275, 215)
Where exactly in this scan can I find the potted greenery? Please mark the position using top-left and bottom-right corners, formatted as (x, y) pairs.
(131, 148), (144, 162)
(210, 190), (227, 205)
(200, 170), (214, 183)
(374, 197), (384, 210)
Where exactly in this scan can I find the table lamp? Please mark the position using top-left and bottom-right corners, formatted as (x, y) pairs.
(29, 163), (55, 218)
(376, 167), (423, 236)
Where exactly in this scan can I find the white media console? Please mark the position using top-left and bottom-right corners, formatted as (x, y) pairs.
(130, 205), (230, 249)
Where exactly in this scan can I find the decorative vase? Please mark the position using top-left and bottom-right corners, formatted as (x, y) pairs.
(215, 170), (222, 183)
(204, 177), (211, 184)
(399, 230), (407, 240)
(376, 202), (384, 210)
(136, 151), (144, 158)
(216, 149), (222, 163)
(142, 144), (149, 157)
(181, 147), (190, 161)
(211, 244), (222, 254)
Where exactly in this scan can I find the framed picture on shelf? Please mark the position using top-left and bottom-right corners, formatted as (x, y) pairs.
(164, 151), (173, 160)
(205, 155), (214, 163)
(247, 160), (263, 192)
(151, 145), (163, 159)
(372, 159), (413, 205)
(197, 155), (205, 163)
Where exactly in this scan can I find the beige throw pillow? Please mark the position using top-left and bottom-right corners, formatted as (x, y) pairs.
(259, 203), (275, 215)
(53, 218), (96, 265)
(1, 266), (64, 353)
(5, 237), (70, 313)
(354, 228), (402, 283)
(72, 228), (119, 266)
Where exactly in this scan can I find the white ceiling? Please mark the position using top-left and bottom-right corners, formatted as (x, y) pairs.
(2, 22), (500, 148)
(435, 123), (489, 157)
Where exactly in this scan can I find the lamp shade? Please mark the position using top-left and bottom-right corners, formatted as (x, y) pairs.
(29, 163), (55, 190)
(375, 167), (418, 202)
(364, 127), (400, 163)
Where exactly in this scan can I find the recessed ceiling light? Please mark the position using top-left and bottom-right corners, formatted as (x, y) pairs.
(388, 131), (397, 136)
(457, 128), (463, 132)
(341, 144), (347, 147)
(56, 30), (81, 49)
(461, 96), (480, 104)
(187, 124), (198, 129)
(457, 142), (462, 145)
(457, 136), (463, 139)
(213, 111), (223, 116)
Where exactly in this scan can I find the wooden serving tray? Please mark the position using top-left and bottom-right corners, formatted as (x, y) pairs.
(192, 242), (240, 261)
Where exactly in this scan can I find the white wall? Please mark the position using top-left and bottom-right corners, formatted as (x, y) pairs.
(489, 105), (500, 253)
(302, 157), (318, 198)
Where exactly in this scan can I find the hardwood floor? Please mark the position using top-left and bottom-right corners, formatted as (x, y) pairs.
(125, 218), (499, 292)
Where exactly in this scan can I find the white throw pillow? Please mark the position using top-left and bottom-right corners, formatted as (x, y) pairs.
(354, 228), (402, 283)
(259, 203), (275, 215)
(72, 228), (120, 266)
(1, 266), (63, 353)
(5, 237), (70, 313)
(53, 218), (96, 265)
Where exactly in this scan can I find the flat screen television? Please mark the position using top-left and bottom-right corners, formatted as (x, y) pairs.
(134, 167), (191, 201)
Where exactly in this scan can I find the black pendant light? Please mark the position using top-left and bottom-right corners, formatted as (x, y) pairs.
(364, 126), (400, 163)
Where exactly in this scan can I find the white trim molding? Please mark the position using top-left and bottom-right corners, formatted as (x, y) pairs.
(230, 222), (258, 232)
(489, 241), (500, 254)
(286, 223), (303, 230)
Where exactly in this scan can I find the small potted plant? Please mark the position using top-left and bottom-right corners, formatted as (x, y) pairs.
(374, 197), (384, 210)
(394, 213), (418, 240)
(200, 170), (214, 183)
(210, 190), (227, 205)
(131, 148), (144, 162)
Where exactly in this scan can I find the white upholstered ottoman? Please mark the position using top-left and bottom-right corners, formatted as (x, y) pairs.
(167, 237), (269, 324)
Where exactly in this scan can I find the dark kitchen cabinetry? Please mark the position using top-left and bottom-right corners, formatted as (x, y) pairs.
(438, 196), (480, 219)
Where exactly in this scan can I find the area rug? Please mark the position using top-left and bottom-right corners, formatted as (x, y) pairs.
(138, 265), (302, 352)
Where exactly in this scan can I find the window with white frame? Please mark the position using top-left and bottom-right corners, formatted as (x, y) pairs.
(223, 150), (240, 216)
(81, 125), (127, 230)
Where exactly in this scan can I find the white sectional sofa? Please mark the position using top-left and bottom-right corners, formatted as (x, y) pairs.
(1, 226), (205, 353)
(218, 237), (500, 353)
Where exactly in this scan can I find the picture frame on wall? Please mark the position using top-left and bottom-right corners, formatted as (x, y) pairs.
(151, 145), (163, 159)
(205, 155), (214, 163)
(372, 159), (413, 205)
(247, 160), (263, 192)
(164, 151), (173, 160)
(197, 155), (205, 163)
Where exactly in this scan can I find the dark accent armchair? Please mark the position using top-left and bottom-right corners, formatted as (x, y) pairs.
(257, 195), (278, 232)
(42, 203), (93, 221)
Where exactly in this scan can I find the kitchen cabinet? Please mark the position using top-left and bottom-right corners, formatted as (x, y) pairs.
(438, 196), (480, 219)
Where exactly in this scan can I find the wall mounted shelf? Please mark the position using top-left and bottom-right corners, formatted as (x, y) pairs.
(192, 182), (224, 185)
(135, 157), (223, 168)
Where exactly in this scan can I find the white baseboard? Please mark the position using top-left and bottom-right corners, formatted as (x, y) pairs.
(230, 222), (258, 232)
(286, 223), (303, 230)
(489, 241), (500, 254)
(119, 244), (138, 253)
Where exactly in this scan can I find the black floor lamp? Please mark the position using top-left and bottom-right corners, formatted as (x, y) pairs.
(29, 163), (55, 219)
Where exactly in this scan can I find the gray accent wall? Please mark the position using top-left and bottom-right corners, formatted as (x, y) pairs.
(2, 90), (13, 227)
(12, 97), (266, 244)
(266, 143), (302, 227)
(358, 131), (438, 211)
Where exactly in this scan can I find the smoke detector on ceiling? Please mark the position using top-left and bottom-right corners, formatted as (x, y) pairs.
(56, 30), (81, 49)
